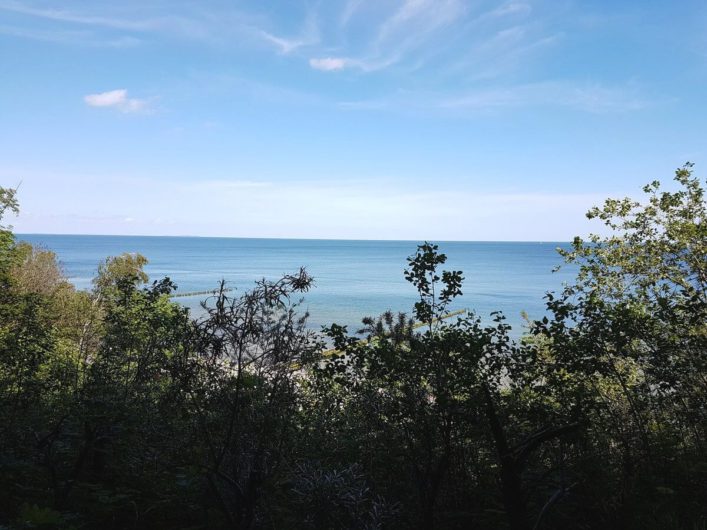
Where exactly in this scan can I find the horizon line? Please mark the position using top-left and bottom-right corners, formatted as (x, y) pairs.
(16, 232), (572, 244)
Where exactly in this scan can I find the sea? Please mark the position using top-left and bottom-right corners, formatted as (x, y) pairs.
(17, 235), (576, 336)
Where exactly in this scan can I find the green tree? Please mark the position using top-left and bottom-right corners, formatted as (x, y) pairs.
(313, 244), (578, 530)
(188, 271), (321, 528)
(535, 163), (707, 527)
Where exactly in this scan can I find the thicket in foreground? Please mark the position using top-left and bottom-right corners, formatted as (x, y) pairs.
(0, 164), (705, 529)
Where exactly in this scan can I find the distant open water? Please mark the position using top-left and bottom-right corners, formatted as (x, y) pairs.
(17, 235), (576, 335)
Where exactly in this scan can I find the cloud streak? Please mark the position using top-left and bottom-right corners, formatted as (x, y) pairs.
(0, 0), (289, 47)
(0, 0), (164, 31)
(377, 0), (466, 45)
(337, 79), (652, 114)
(309, 57), (349, 71)
(440, 81), (649, 113)
(305, 0), (549, 77)
(0, 23), (140, 46)
(259, 30), (307, 54)
(2, 0), (549, 79)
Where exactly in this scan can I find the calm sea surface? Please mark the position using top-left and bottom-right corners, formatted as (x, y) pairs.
(17, 235), (576, 334)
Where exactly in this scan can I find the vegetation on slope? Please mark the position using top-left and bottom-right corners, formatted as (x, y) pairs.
(0, 164), (704, 529)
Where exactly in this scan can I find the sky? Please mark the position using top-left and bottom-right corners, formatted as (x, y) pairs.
(1, 0), (706, 240)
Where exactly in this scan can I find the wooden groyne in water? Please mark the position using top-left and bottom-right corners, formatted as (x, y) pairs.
(411, 308), (467, 330)
(170, 288), (234, 299)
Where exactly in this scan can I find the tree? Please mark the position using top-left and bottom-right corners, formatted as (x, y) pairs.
(313, 243), (579, 530)
(534, 163), (707, 527)
(0, 185), (19, 231)
(188, 270), (321, 528)
(0, 185), (19, 286)
(94, 252), (149, 294)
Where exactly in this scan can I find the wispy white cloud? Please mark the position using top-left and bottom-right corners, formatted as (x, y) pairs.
(84, 89), (149, 113)
(440, 81), (649, 113)
(254, 6), (319, 54)
(340, 0), (364, 27)
(0, 0), (288, 48)
(0, 0), (162, 32)
(377, 0), (465, 44)
(307, 0), (543, 76)
(0, 23), (140, 46)
(259, 30), (307, 54)
(309, 57), (349, 71)
(2, 1), (658, 118)
(363, 0), (466, 70)
(0, 23), (83, 42)
(488, 2), (533, 18)
(1, 0), (549, 81)
(337, 80), (651, 114)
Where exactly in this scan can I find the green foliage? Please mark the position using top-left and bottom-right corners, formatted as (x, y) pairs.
(93, 252), (149, 294)
(1, 166), (705, 529)
(0, 186), (20, 285)
(13, 503), (65, 528)
(0, 185), (19, 228)
(534, 163), (707, 528)
(560, 162), (705, 304)
(404, 242), (463, 326)
(10, 243), (67, 296)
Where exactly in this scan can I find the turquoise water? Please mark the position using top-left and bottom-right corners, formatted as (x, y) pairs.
(17, 235), (575, 334)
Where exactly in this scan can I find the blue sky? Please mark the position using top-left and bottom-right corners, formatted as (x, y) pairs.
(1, 0), (705, 240)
